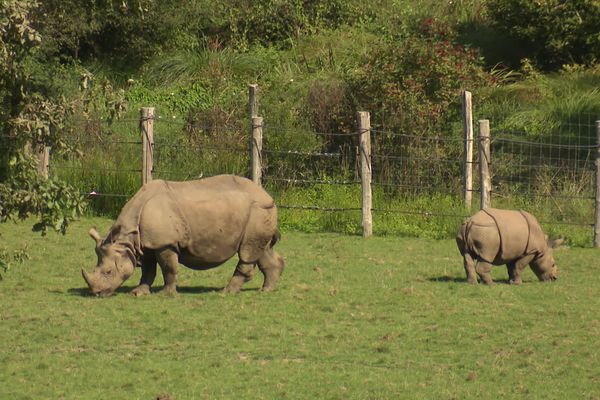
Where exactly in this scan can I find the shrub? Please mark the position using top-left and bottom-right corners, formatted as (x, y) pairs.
(487, 0), (600, 70)
(347, 17), (491, 134)
(227, 0), (358, 49)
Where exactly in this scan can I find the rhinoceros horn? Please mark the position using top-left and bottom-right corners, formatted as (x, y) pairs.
(81, 268), (94, 287)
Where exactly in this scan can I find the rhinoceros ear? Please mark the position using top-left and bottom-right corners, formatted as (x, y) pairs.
(89, 228), (102, 246)
(548, 237), (565, 248)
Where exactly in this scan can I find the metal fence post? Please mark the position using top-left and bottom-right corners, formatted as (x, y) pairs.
(462, 90), (473, 210)
(478, 119), (491, 209)
(358, 111), (373, 237)
(141, 107), (155, 185)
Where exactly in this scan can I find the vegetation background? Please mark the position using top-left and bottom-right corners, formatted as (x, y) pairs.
(2, 0), (600, 243)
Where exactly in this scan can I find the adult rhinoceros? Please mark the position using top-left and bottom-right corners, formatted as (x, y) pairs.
(456, 208), (562, 285)
(82, 175), (285, 297)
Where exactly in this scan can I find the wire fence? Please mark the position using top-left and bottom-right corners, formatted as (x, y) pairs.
(485, 116), (598, 236)
(7, 104), (600, 244)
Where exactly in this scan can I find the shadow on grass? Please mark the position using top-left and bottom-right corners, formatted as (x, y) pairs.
(427, 276), (511, 284)
(66, 285), (259, 297)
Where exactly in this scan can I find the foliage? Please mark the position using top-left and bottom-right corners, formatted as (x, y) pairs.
(0, 0), (87, 234)
(227, 0), (360, 50)
(487, 0), (600, 70)
(347, 17), (491, 134)
(34, 0), (225, 67)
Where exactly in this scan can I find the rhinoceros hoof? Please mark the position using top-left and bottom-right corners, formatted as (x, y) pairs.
(509, 279), (522, 285)
(158, 287), (178, 297)
(130, 285), (151, 297)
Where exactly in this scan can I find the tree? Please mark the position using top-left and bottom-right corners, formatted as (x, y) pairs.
(0, 0), (85, 234)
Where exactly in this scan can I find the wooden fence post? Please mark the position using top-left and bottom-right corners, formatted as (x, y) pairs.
(478, 119), (491, 209)
(358, 111), (373, 237)
(251, 116), (263, 185)
(141, 107), (155, 185)
(594, 120), (600, 247)
(24, 137), (50, 179)
(249, 84), (258, 118)
(462, 90), (473, 210)
(37, 145), (50, 179)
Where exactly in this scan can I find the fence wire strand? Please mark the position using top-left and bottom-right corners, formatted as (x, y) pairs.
(8, 110), (598, 241)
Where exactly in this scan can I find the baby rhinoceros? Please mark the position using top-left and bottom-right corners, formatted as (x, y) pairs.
(456, 208), (563, 285)
(82, 175), (285, 297)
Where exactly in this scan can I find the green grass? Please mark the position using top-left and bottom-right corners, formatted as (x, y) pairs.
(1, 217), (600, 399)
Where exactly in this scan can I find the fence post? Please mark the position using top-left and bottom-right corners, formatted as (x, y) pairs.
(249, 84), (258, 118)
(141, 107), (155, 185)
(24, 137), (50, 179)
(251, 116), (263, 185)
(478, 119), (491, 209)
(358, 111), (373, 237)
(462, 90), (473, 210)
(594, 120), (600, 247)
(37, 145), (50, 179)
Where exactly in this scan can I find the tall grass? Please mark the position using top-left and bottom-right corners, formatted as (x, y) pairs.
(479, 68), (600, 140)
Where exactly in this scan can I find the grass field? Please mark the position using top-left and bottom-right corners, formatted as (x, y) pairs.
(1, 217), (599, 399)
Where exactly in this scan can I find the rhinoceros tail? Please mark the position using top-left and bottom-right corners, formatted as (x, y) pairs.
(456, 221), (469, 255)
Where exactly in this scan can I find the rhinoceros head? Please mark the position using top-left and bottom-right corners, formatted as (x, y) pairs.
(530, 237), (564, 282)
(81, 228), (136, 296)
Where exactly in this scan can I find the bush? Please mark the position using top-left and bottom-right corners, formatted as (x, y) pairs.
(347, 17), (491, 134)
(227, 0), (359, 49)
(487, 0), (600, 70)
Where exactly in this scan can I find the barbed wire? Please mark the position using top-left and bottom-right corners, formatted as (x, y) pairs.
(263, 149), (344, 158)
(154, 143), (248, 153)
(279, 205), (361, 212)
(371, 208), (468, 219)
(264, 177), (360, 186)
(50, 165), (141, 173)
(371, 129), (465, 143)
(372, 154), (462, 165)
(493, 137), (597, 149)
(265, 125), (363, 137)
(85, 192), (129, 198)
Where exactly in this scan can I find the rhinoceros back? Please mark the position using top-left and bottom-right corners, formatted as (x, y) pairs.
(137, 175), (278, 264)
(463, 208), (542, 263)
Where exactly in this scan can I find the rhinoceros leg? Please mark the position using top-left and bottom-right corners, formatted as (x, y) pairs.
(507, 262), (517, 284)
(257, 248), (285, 291)
(156, 248), (179, 295)
(462, 252), (478, 284)
(223, 261), (256, 293)
(131, 253), (157, 297)
(509, 254), (535, 285)
(475, 260), (494, 285)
